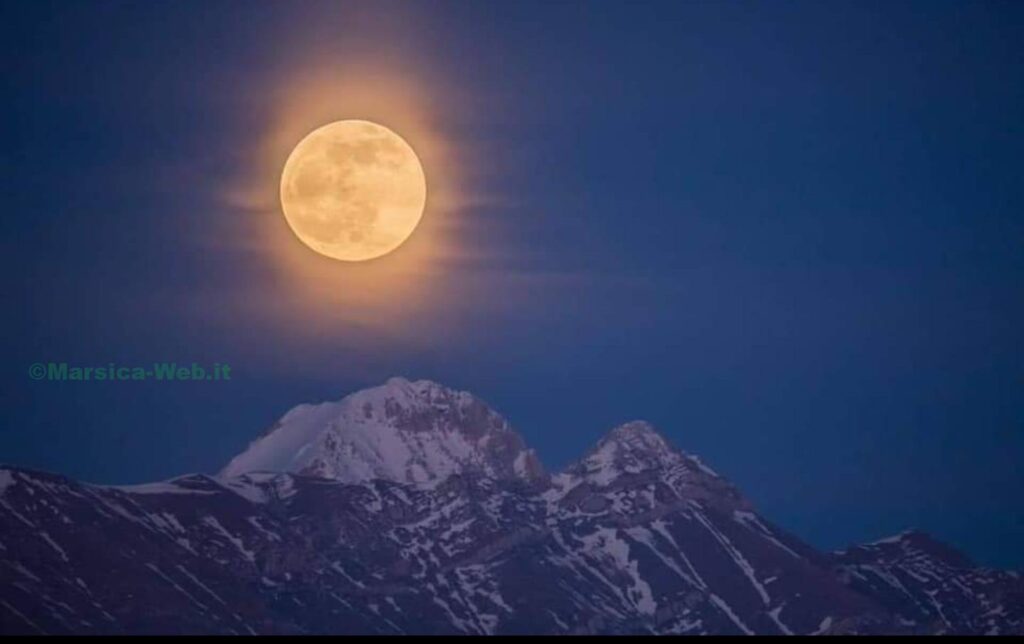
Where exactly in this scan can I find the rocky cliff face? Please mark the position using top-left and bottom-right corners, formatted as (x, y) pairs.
(832, 531), (1024, 635)
(1, 379), (1019, 635)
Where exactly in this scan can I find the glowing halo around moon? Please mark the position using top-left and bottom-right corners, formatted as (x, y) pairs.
(279, 119), (427, 262)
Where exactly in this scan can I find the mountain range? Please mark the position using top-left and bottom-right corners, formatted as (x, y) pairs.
(1, 377), (1020, 634)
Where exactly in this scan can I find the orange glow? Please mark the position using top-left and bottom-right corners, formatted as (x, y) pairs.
(222, 55), (480, 342)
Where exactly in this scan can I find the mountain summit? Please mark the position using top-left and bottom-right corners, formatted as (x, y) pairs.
(220, 377), (545, 486)
(571, 420), (716, 482)
(561, 419), (751, 511)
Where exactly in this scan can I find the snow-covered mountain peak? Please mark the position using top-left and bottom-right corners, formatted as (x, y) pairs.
(564, 420), (719, 486)
(604, 420), (670, 451)
(551, 420), (753, 511)
(220, 378), (546, 486)
(838, 529), (975, 569)
(600, 420), (720, 472)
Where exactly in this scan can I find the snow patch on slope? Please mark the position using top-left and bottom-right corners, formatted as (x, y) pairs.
(0, 470), (14, 496)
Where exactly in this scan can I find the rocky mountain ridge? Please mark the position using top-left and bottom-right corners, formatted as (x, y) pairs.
(1, 378), (1020, 635)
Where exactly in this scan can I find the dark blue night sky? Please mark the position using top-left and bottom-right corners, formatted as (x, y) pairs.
(3, 1), (1023, 566)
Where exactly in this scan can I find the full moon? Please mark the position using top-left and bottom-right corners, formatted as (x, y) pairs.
(279, 120), (427, 262)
